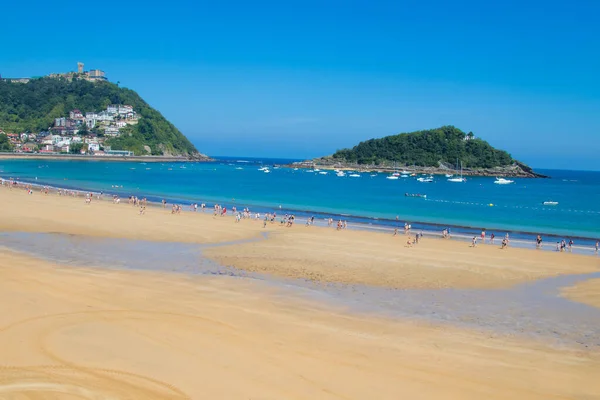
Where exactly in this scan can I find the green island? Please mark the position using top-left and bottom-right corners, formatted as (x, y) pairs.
(0, 72), (206, 158)
(303, 126), (543, 177)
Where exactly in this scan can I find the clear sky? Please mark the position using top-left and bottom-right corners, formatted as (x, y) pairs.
(1, 0), (599, 169)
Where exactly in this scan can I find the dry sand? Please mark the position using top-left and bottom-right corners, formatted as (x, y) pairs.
(562, 278), (600, 309)
(1, 251), (600, 399)
(0, 187), (259, 244)
(205, 227), (600, 289)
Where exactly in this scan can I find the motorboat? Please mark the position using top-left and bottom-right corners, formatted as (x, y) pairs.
(318, 171), (328, 175)
(417, 176), (434, 183)
(494, 177), (514, 185)
(336, 171), (346, 177)
(400, 174), (409, 178)
(263, 169), (271, 173)
(405, 193), (427, 198)
(445, 174), (453, 178)
(543, 201), (559, 206)
(386, 176), (399, 180)
(349, 173), (361, 178)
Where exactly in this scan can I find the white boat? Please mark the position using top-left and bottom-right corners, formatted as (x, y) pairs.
(306, 169), (314, 173)
(417, 177), (434, 183)
(293, 168), (299, 171)
(314, 168), (321, 172)
(400, 174), (409, 178)
(258, 167), (268, 171)
(349, 173), (360, 178)
(318, 171), (328, 175)
(543, 201), (559, 206)
(235, 167), (243, 170)
(447, 159), (466, 182)
(401, 170), (411, 174)
(263, 169), (271, 173)
(386, 176), (399, 180)
(494, 177), (514, 185)
(336, 172), (346, 177)
(370, 174), (377, 177)
(391, 161), (400, 176)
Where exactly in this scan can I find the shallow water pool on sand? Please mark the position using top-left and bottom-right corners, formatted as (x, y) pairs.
(1, 231), (599, 349)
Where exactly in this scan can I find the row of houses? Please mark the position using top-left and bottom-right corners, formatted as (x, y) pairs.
(51, 105), (138, 136)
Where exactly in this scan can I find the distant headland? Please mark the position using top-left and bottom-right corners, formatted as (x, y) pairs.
(291, 126), (546, 178)
(0, 62), (211, 160)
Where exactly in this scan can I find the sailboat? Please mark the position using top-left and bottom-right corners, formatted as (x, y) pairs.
(392, 161), (400, 177)
(448, 160), (466, 182)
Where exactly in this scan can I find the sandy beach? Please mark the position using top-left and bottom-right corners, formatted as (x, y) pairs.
(2, 251), (600, 399)
(1, 185), (600, 398)
(562, 278), (600, 309)
(204, 226), (599, 289)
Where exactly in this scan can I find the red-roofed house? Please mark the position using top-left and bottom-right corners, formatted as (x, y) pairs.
(70, 109), (84, 120)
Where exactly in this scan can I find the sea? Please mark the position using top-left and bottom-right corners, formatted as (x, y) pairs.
(1, 157), (599, 247)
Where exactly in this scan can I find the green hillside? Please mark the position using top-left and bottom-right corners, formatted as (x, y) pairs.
(328, 126), (517, 168)
(0, 77), (199, 156)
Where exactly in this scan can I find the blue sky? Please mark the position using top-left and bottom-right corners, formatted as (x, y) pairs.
(1, 0), (599, 169)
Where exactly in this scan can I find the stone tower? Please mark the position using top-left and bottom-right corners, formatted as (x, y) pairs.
(77, 62), (84, 74)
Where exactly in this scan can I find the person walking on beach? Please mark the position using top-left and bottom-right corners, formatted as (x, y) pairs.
(536, 235), (543, 249)
(481, 230), (486, 242)
(490, 233), (495, 244)
(472, 236), (477, 247)
(568, 239), (574, 252)
(595, 240), (599, 254)
(394, 228), (398, 236)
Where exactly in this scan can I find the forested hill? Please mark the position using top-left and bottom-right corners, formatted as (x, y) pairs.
(326, 126), (522, 169)
(0, 78), (199, 156)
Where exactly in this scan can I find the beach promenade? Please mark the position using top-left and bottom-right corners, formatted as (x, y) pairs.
(1, 187), (599, 399)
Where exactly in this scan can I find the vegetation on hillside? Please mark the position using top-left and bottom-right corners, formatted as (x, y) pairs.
(0, 78), (198, 156)
(329, 126), (515, 168)
(0, 133), (13, 151)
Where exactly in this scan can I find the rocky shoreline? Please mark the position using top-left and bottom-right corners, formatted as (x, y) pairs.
(286, 159), (547, 178)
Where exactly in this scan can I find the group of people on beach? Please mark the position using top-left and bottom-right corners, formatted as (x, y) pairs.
(4, 177), (600, 255)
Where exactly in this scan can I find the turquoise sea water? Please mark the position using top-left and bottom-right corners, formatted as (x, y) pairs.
(1, 157), (599, 241)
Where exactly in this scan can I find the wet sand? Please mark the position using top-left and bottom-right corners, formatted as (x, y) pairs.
(204, 227), (599, 289)
(562, 278), (600, 309)
(2, 251), (600, 399)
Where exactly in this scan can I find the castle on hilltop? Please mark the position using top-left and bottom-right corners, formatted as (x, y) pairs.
(48, 62), (107, 82)
(1, 62), (107, 84)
